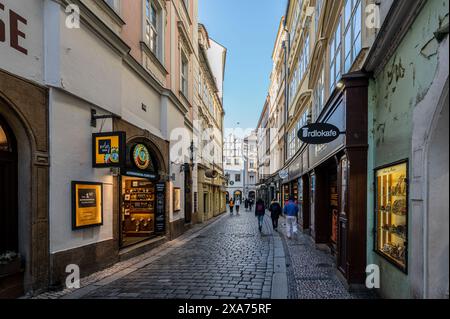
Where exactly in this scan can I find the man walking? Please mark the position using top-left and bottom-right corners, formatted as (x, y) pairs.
(269, 198), (282, 231)
(255, 198), (266, 232)
(283, 196), (299, 239)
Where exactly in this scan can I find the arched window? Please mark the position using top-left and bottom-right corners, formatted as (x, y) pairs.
(0, 122), (13, 152)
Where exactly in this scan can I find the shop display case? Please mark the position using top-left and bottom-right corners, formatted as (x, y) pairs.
(122, 180), (155, 237)
(375, 161), (408, 272)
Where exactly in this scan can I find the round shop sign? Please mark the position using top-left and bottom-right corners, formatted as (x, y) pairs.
(133, 144), (151, 170)
(298, 123), (341, 144)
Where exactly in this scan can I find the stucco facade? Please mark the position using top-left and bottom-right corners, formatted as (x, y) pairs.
(365, 0), (449, 299)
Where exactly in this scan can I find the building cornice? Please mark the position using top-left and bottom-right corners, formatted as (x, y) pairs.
(59, 0), (130, 57)
(140, 42), (169, 75)
(364, 0), (428, 76)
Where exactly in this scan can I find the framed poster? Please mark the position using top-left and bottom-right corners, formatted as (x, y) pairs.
(92, 132), (126, 167)
(374, 160), (408, 273)
(72, 181), (103, 230)
(173, 187), (181, 212)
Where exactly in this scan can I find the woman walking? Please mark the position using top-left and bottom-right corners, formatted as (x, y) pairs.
(269, 198), (282, 231)
(255, 198), (266, 232)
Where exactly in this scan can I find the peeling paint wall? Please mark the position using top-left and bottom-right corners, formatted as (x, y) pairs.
(367, 0), (449, 299)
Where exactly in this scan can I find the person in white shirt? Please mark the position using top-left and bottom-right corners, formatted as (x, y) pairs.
(235, 198), (241, 215)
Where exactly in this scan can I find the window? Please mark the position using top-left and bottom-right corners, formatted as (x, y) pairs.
(290, 0), (303, 45)
(235, 174), (241, 182)
(330, 19), (342, 92)
(181, 51), (189, 97)
(250, 175), (255, 183)
(250, 160), (255, 169)
(226, 158), (231, 165)
(289, 34), (310, 104)
(145, 0), (158, 56)
(105, 0), (120, 12)
(315, 0), (323, 36)
(235, 158), (240, 165)
(344, 0), (362, 72)
(314, 63), (325, 119)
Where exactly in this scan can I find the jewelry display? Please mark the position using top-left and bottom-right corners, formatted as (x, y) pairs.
(375, 162), (408, 271)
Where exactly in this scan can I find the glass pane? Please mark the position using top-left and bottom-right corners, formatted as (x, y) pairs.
(375, 162), (408, 270)
(0, 125), (9, 151)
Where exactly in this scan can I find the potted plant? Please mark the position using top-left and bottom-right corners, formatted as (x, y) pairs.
(0, 251), (22, 277)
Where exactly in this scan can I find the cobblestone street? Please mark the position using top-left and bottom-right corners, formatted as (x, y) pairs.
(33, 209), (378, 300)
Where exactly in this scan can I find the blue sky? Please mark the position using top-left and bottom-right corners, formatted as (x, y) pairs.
(199, 0), (287, 131)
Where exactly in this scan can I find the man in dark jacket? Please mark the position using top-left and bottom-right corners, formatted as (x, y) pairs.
(269, 199), (282, 231)
(283, 196), (299, 239)
(254, 198), (266, 232)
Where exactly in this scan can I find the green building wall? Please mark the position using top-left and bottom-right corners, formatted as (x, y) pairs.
(367, 0), (449, 299)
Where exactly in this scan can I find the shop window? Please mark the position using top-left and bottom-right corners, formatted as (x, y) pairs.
(375, 161), (408, 272)
(121, 177), (156, 247)
(235, 174), (241, 182)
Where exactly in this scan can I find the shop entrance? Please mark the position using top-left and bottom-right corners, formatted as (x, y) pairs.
(120, 176), (156, 247)
(0, 116), (18, 255)
(312, 159), (339, 255)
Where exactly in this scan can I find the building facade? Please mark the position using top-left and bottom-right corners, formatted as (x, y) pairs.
(257, 0), (449, 298)
(224, 133), (245, 202)
(0, 0), (225, 298)
(243, 131), (258, 201)
(194, 24), (227, 223)
(364, 0), (449, 299)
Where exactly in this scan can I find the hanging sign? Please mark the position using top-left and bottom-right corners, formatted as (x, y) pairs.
(133, 144), (151, 170)
(279, 170), (289, 179)
(92, 132), (126, 168)
(298, 123), (342, 144)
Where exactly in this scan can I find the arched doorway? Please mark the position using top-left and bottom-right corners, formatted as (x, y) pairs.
(0, 115), (18, 254)
(225, 192), (230, 203)
(233, 190), (242, 201)
(0, 114), (20, 298)
(426, 80), (449, 298)
(248, 191), (255, 200)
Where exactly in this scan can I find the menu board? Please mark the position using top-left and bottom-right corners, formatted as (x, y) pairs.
(155, 183), (166, 233)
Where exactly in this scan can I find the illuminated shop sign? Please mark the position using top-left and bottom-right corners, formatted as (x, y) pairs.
(298, 123), (342, 144)
(92, 132), (126, 168)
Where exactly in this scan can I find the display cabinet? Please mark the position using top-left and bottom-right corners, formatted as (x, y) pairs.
(375, 161), (408, 272)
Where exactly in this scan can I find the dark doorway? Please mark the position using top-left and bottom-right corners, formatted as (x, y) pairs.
(312, 159), (338, 254)
(0, 115), (18, 255)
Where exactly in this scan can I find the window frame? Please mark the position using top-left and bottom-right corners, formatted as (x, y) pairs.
(181, 50), (189, 98)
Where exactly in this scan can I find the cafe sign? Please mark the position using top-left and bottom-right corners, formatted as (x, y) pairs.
(298, 123), (342, 145)
(92, 132), (126, 168)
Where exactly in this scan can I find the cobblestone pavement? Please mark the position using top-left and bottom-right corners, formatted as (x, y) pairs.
(276, 215), (378, 299)
(34, 209), (377, 300)
(81, 210), (275, 299)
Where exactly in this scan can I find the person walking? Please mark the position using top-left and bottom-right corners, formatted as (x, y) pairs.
(284, 196), (299, 239)
(229, 198), (234, 216)
(255, 198), (266, 232)
(248, 198), (254, 211)
(269, 198), (282, 231)
(244, 198), (249, 211)
(235, 198), (241, 215)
